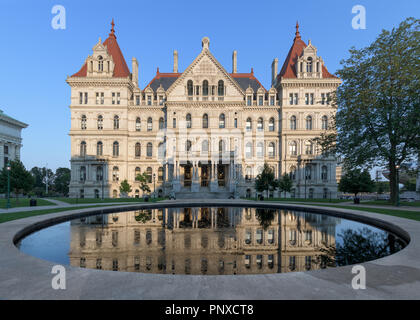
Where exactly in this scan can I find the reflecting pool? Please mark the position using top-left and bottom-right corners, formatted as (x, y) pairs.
(18, 207), (406, 275)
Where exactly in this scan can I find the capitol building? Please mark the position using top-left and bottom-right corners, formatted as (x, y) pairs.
(67, 21), (341, 199)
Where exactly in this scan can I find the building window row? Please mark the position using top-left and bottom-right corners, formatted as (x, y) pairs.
(289, 115), (329, 130)
(187, 80), (225, 97)
(289, 92), (331, 105)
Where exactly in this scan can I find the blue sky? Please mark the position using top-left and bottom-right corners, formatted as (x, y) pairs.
(0, 0), (418, 171)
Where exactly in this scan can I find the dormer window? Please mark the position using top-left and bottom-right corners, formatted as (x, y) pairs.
(258, 96), (263, 106)
(247, 95), (252, 106)
(98, 56), (103, 72)
(306, 57), (313, 73)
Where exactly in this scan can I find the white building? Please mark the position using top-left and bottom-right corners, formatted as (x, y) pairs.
(67, 21), (341, 199)
(0, 109), (28, 170)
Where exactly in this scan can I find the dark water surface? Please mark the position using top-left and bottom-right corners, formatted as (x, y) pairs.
(18, 207), (406, 275)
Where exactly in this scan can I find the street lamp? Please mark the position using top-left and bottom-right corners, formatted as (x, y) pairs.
(297, 155), (302, 199)
(6, 161), (11, 209)
(153, 173), (156, 199)
(396, 165), (400, 207)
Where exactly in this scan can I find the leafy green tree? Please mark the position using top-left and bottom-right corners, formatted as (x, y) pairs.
(30, 166), (54, 196)
(339, 169), (375, 197)
(53, 167), (71, 196)
(119, 179), (132, 197)
(135, 172), (151, 196)
(255, 163), (278, 198)
(316, 18), (420, 205)
(0, 160), (34, 202)
(255, 209), (276, 230)
(278, 174), (293, 198)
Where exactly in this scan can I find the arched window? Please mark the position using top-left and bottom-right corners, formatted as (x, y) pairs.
(290, 116), (297, 130)
(81, 115), (87, 130)
(147, 142), (153, 157)
(114, 115), (119, 129)
(186, 140), (192, 152)
(218, 80), (224, 96)
(186, 114), (192, 128)
(322, 165), (328, 181)
(268, 142), (275, 158)
(269, 117), (275, 132)
(96, 141), (103, 156)
(257, 142), (264, 158)
(219, 113), (225, 128)
(245, 142), (253, 159)
(98, 56), (103, 71)
(80, 166), (86, 181)
(146, 167), (152, 183)
(289, 166), (296, 180)
(202, 114), (208, 128)
(147, 117), (153, 131)
(202, 80), (209, 96)
(135, 142), (141, 158)
(135, 117), (141, 131)
(135, 167), (141, 179)
(80, 141), (87, 156)
(305, 141), (313, 155)
(112, 166), (119, 182)
(158, 142), (165, 159)
(113, 141), (119, 157)
(306, 116), (312, 130)
(246, 117), (252, 131)
(202, 140), (209, 153)
(159, 117), (164, 129)
(187, 80), (193, 96)
(97, 115), (103, 130)
(322, 115), (328, 130)
(112, 189), (118, 198)
(158, 167), (164, 182)
(289, 141), (297, 155)
(257, 117), (264, 131)
(306, 57), (313, 73)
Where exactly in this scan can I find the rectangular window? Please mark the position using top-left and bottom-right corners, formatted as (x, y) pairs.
(294, 93), (298, 105)
(79, 92), (83, 104)
(258, 96), (263, 106)
(134, 230), (140, 245)
(173, 118), (176, 128)
(310, 93), (314, 105)
(84, 92), (88, 104)
(321, 93), (325, 105)
(326, 93), (331, 105)
(159, 95), (164, 105)
(136, 95), (140, 105)
(234, 118), (238, 128)
(96, 92), (100, 104)
(4, 145), (9, 155)
(247, 96), (252, 106)
(270, 96), (275, 106)
(101, 92), (104, 104)
(305, 93), (309, 105)
(112, 92), (115, 104)
(147, 95), (151, 106)
(117, 93), (120, 105)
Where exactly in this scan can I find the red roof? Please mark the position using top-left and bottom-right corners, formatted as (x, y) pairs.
(278, 22), (337, 80)
(71, 19), (130, 78)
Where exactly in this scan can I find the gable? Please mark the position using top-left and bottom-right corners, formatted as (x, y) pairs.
(166, 46), (245, 102)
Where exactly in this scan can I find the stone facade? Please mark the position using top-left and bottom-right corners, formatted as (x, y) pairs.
(0, 109), (28, 171)
(67, 22), (341, 199)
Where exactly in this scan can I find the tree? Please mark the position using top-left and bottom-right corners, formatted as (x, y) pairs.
(278, 174), (293, 198)
(53, 167), (71, 196)
(0, 160), (34, 202)
(255, 163), (278, 198)
(30, 166), (54, 196)
(119, 179), (132, 197)
(316, 18), (420, 205)
(135, 172), (151, 196)
(338, 168), (375, 197)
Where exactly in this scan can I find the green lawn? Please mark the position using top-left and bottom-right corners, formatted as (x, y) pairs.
(51, 197), (166, 204)
(0, 198), (55, 209)
(245, 197), (349, 203)
(363, 200), (420, 207)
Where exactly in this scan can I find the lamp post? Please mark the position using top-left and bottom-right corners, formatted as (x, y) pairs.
(6, 161), (11, 209)
(396, 165), (400, 207)
(297, 155), (302, 199)
(153, 173), (156, 199)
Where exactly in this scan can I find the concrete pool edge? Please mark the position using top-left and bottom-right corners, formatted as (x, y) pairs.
(1, 199), (420, 300)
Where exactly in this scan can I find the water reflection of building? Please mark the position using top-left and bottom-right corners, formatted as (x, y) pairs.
(69, 208), (340, 275)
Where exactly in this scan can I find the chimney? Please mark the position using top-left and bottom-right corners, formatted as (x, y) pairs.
(271, 58), (278, 86)
(132, 57), (139, 87)
(173, 50), (178, 73)
(232, 50), (237, 73)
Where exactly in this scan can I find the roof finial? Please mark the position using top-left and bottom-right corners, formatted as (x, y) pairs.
(295, 21), (301, 40)
(109, 18), (116, 38)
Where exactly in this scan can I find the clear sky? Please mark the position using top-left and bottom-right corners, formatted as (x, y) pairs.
(0, 0), (418, 171)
